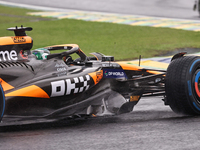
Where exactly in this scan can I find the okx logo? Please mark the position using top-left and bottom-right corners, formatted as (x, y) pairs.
(51, 75), (91, 97)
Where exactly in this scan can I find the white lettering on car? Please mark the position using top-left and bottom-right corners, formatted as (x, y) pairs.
(51, 80), (65, 97)
(57, 67), (67, 72)
(0, 50), (18, 61)
(50, 75), (90, 97)
(108, 71), (124, 76)
(10, 50), (18, 60)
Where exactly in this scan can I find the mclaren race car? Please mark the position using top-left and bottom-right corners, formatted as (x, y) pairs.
(0, 26), (200, 125)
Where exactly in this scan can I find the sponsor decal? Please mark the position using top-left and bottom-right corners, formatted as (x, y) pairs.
(88, 70), (103, 85)
(56, 72), (67, 77)
(55, 62), (67, 72)
(51, 75), (91, 97)
(103, 69), (127, 79)
(57, 67), (67, 72)
(0, 50), (18, 61)
(55, 63), (65, 68)
(96, 71), (103, 84)
(132, 75), (142, 78)
(11, 37), (26, 43)
(102, 63), (120, 68)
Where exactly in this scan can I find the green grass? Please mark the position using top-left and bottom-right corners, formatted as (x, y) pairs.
(1, 5), (200, 60)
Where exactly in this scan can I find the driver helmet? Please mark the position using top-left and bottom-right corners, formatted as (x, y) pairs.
(32, 49), (50, 60)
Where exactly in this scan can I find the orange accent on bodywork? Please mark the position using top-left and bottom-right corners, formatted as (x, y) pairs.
(0, 78), (14, 91)
(130, 95), (140, 102)
(0, 36), (32, 46)
(146, 70), (162, 75)
(88, 70), (103, 85)
(5, 85), (50, 98)
(89, 53), (99, 60)
(117, 62), (143, 71)
(45, 44), (79, 49)
(117, 62), (162, 75)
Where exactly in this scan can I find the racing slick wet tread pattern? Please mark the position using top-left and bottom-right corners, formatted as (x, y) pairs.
(165, 56), (200, 115)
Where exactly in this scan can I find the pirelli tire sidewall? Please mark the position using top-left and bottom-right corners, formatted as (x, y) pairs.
(166, 56), (200, 115)
(0, 84), (5, 121)
(187, 57), (200, 114)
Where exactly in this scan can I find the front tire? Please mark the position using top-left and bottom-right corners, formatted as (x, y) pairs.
(166, 56), (200, 115)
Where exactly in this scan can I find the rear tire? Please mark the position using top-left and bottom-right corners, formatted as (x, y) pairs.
(0, 84), (5, 121)
(166, 56), (200, 115)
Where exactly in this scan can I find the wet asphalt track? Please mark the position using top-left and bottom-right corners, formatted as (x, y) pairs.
(1, 97), (198, 150)
(1, 97), (199, 150)
(1, 1), (200, 150)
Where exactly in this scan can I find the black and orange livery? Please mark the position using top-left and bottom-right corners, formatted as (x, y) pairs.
(0, 26), (200, 125)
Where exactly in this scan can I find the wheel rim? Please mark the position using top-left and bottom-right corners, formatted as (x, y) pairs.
(194, 70), (200, 102)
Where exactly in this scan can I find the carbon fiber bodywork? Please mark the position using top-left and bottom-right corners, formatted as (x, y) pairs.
(0, 26), (166, 124)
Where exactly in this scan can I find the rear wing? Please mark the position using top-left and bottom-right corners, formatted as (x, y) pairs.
(7, 26), (32, 36)
(0, 26), (33, 62)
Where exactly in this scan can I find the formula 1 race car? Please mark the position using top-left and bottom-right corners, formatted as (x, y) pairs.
(0, 26), (200, 125)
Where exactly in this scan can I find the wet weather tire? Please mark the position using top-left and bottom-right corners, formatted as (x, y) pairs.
(166, 56), (200, 115)
(0, 84), (5, 122)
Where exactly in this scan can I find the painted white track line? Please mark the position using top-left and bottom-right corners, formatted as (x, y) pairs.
(1, 0), (200, 23)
